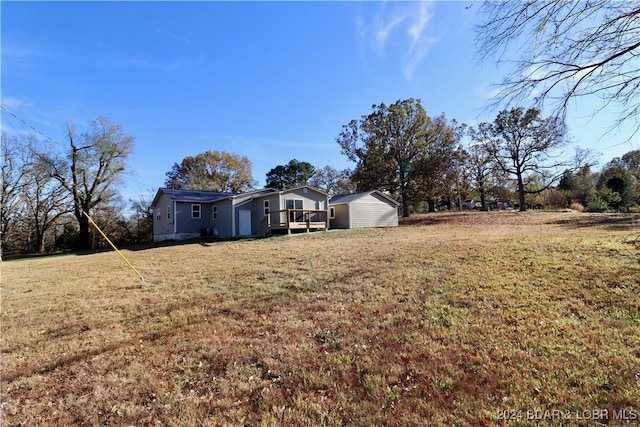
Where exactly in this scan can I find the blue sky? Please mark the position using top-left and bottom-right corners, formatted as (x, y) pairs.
(2, 1), (638, 204)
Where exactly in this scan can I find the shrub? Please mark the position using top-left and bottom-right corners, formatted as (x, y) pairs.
(545, 189), (569, 209)
(570, 202), (585, 212)
(586, 195), (610, 212)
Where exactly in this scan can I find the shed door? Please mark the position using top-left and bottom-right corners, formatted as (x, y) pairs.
(239, 209), (252, 236)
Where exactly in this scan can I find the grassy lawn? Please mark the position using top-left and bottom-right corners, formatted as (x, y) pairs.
(2, 211), (639, 426)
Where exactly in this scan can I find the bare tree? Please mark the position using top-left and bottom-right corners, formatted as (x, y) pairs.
(46, 117), (134, 250)
(465, 124), (495, 210)
(130, 193), (154, 244)
(23, 151), (70, 253)
(308, 166), (354, 195)
(475, 1), (640, 136)
(1, 134), (72, 254)
(1, 133), (31, 256)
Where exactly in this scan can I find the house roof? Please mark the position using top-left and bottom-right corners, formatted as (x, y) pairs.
(329, 190), (400, 206)
(153, 185), (328, 207)
(238, 185), (327, 200)
(154, 188), (236, 205)
(280, 185), (327, 196)
(233, 188), (279, 200)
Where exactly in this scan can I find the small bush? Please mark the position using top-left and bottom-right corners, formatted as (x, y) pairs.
(545, 189), (569, 209)
(586, 195), (610, 212)
(570, 202), (585, 212)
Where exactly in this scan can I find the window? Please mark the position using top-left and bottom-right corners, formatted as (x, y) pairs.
(167, 205), (171, 220)
(329, 207), (335, 219)
(191, 204), (201, 219)
(212, 206), (218, 220)
(285, 199), (303, 210)
(156, 209), (161, 221)
(263, 200), (269, 216)
(286, 199), (304, 222)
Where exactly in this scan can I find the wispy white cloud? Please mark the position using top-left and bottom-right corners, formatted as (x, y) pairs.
(0, 97), (34, 109)
(403, 2), (438, 79)
(2, 43), (56, 73)
(2, 44), (50, 59)
(357, 1), (438, 80)
(151, 26), (192, 44)
(373, 9), (406, 54)
(473, 81), (505, 101)
(407, 2), (432, 50)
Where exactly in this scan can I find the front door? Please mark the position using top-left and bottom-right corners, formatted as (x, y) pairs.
(239, 209), (252, 236)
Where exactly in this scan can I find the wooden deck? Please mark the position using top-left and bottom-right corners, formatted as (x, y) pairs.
(260, 209), (328, 235)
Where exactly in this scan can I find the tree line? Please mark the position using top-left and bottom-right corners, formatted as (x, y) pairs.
(3, 101), (638, 256)
(3, 1), (638, 255)
(1, 118), (143, 256)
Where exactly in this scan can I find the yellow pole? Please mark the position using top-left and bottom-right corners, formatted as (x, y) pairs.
(83, 211), (145, 283)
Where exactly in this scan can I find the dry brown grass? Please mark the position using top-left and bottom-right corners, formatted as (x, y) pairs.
(2, 211), (639, 426)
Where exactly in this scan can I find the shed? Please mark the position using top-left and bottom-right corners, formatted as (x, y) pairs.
(329, 190), (399, 229)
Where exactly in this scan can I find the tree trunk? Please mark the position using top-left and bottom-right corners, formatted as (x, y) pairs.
(75, 209), (92, 250)
(427, 198), (436, 212)
(35, 231), (45, 254)
(79, 215), (91, 250)
(479, 179), (487, 210)
(400, 184), (410, 217)
(399, 169), (411, 217)
(402, 201), (410, 217)
(517, 173), (527, 212)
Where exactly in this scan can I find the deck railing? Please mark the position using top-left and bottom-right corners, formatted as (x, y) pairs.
(260, 209), (328, 235)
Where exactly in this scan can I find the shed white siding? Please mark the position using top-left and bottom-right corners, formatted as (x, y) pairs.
(350, 193), (398, 228)
(329, 191), (399, 229)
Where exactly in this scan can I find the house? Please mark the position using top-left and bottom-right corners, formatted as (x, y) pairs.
(151, 186), (329, 242)
(329, 190), (399, 229)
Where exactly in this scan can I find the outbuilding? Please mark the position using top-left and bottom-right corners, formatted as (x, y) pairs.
(329, 190), (399, 229)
